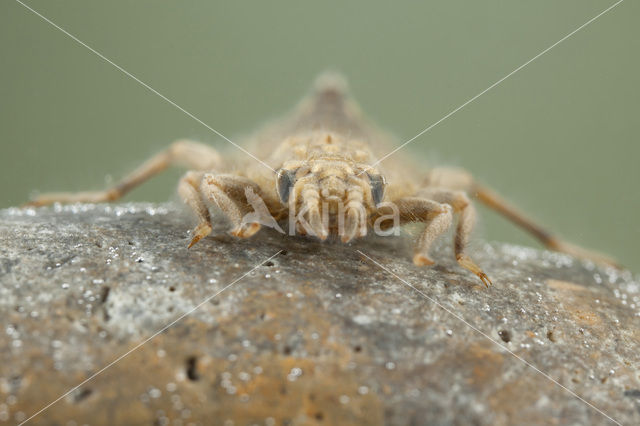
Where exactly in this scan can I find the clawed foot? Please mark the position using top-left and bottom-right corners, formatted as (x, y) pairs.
(414, 252), (491, 287)
(474, 271), (492, 288)
(231, 222), (261, 239)
(188, 222), (213, 248)
(188, 221), (261, 248)
(413, 253), (435, 267)
(456, 254), (492, 288)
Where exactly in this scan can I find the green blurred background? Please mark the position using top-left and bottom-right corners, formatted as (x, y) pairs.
(1, 1), (638, 271)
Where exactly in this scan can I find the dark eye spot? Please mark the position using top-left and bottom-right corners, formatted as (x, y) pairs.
(276, 169), (297, 203)
(367, 173), (386, 206)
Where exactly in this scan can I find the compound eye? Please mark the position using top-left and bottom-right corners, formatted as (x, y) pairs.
(276, 168), (297, 203)
(368, 173), (387, 206)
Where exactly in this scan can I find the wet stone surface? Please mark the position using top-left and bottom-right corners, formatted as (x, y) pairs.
(0, 203), (639, 425)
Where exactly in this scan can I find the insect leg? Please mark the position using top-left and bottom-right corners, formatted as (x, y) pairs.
(27, 139), (222, 207)
(425, 167), (619, 267)
(199, 174), (264, 240)
(177, 171), (212, 248)
(386, 197), (453, 267)
(419, 188), (491, 287)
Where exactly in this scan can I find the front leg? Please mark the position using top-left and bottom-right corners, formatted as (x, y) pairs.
(378, 196), (491, 286)
(199, 174), (265, 241)
(379, 196), (451, 260)
(419, 188), (491, 287)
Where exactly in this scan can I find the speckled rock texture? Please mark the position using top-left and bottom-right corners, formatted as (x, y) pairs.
(0, 203), (639, 426)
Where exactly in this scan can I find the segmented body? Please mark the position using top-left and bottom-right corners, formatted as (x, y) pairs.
(27, 73), (620, 286)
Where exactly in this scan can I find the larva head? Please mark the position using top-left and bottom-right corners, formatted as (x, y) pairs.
(275, 160), (386, 242)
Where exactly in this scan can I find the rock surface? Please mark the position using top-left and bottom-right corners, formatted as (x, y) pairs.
(0, 203), (639, 426)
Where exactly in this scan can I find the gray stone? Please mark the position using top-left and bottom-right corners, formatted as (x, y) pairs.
(0, 203), (639, 425)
